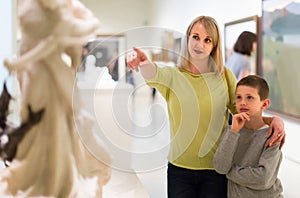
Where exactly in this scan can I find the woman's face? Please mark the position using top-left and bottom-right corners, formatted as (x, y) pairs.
(188, 22), (214, 61)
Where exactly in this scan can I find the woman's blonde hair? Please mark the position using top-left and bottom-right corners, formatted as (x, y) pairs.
(177, 16), (224, 75)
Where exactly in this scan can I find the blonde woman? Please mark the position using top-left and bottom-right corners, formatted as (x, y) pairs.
(127, 16), (285, 198)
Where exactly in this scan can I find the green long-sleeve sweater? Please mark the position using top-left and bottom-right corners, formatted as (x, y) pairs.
(147, 66), (237, 169)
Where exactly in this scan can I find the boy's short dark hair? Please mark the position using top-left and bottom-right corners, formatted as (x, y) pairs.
(237, 75), (269, 100)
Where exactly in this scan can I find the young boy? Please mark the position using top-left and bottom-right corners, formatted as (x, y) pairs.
(213, 75), (283, 197)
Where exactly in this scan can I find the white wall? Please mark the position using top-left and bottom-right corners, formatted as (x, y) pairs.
(148, 0), (261, 34)
(0, 0), (16, 93)
(81, 0), (151, 34)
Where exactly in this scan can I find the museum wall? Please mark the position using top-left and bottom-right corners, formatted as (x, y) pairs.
(0, 0), (16, 93)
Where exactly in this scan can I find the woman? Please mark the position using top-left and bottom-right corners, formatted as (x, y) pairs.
(127, 16), (284, 198)
(226, 31), (257, 80)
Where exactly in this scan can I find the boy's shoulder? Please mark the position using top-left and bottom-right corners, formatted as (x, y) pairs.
(228, 125), (270, 138)
(239, 125), (269, 134)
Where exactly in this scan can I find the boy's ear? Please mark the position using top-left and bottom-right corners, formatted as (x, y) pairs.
(262, 98), (270, 110)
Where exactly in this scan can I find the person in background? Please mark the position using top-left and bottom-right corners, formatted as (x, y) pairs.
(226, 31), (257, 80)
(126, 16), (285, 198)
(79, 42), (90, 72)
(226, 31), (257, 124)
(214, 75), (283, 197)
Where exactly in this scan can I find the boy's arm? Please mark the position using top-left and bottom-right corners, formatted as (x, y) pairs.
(227, 143), (282, 190)
(213, 128), (239, 174)
(262, 116), (285, 148)
(214, 113), (248, 173)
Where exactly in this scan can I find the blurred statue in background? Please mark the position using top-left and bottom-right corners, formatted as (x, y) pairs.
(3, 0), (112, 197)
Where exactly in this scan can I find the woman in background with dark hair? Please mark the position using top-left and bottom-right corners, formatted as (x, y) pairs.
(226, 31), (257, 80)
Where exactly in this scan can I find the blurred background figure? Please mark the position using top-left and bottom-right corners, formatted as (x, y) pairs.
(226, 31), (257, 80)
(108, 52), (119, 81)
(79, 42), (90, 72)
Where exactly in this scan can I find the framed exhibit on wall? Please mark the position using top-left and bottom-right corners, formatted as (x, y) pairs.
(77, 34), (126, 84)
(224, 15), (259, 75)
(261, 0), (300, 119)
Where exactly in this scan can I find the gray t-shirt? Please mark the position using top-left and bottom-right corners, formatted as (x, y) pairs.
(213, 126), (283, 198)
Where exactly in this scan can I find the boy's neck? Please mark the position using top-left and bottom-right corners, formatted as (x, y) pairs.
(244, 116), (266, 131)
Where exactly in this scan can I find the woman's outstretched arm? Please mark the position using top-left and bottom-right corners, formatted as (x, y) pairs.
(126, 47), (157, 80)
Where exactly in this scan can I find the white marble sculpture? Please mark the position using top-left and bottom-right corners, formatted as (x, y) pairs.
(3, 0), (112, 197)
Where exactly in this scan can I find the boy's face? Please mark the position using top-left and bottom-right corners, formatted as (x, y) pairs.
(235, 85), (270, 117)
